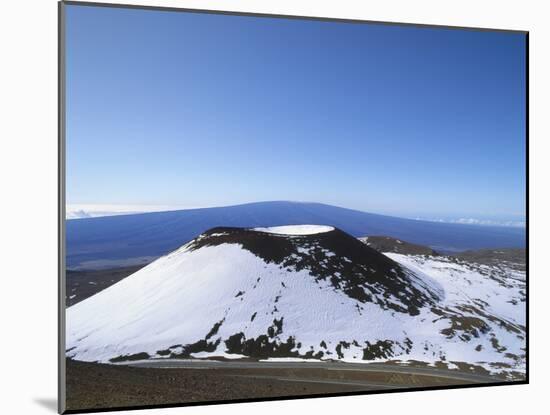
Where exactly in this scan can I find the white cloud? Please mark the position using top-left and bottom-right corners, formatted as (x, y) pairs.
(453, 218), (526, 227)
(66, 204), (201, 220)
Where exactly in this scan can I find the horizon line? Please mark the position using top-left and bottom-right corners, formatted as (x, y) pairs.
(65, 201), (526, 229)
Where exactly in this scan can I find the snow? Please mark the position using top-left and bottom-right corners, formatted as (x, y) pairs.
(67, 243), (406, 363)
(252, 225), (334, 235)
(384, 253), (525, 374)
(259, 357), (323, 363)
(190, 351), (247, 360)
(386, 253), (525, 326)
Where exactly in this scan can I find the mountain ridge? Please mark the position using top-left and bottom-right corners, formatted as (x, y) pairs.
(66, 201), (525, 270)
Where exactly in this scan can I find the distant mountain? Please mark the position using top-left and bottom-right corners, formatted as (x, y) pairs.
(66, 225), (525, 378)
(358, 236), (439, 256)
(66, 201), (525, 270)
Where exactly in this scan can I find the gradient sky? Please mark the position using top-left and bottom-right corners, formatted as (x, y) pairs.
(65, 4), (526, 221)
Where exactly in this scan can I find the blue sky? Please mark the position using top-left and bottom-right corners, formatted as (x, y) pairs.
(65, 5), (526, 222)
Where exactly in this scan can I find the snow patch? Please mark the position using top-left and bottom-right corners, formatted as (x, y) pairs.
(252, 225), (334, 235)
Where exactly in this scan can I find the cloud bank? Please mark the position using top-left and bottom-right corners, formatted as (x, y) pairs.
(66, 204), (197, 220)
(415, 217), (526, 228)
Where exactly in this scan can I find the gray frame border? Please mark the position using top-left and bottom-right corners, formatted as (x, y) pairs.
(58, 1), (67, 413)
(58, 1), (529, 414)
(61, 0), (528, 33)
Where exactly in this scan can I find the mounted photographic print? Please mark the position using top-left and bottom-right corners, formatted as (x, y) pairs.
(59, 1), (528, 413)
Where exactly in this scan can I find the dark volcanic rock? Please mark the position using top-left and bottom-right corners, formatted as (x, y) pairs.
(452, 248), (526, 271)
